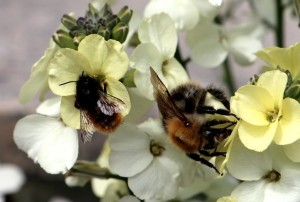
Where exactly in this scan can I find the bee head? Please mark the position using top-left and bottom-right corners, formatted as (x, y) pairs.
(165, 115), (204, 153)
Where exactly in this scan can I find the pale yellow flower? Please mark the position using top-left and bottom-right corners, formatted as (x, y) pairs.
(231, 70), (300, 151)
(256, 42), (300, 79)
(48, 34), (130, 129)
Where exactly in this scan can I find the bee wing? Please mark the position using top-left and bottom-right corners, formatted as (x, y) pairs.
(80, 110), (95, 143)
(97, 91), (126, 116)
(150, 67), (189, 123)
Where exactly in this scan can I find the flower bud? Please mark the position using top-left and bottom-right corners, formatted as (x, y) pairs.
(117, 6), (132, 24)
(112, 22), (128, 43)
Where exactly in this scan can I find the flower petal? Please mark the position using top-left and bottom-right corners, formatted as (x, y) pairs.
(36, 97), (61, 117)
(231, 180), (267, 202)
(186, 22), (227, 68)
(92, 178), (128, 199)
(124, 88), (154, 123)
(256, 70), (287, 108)
(163, 58), (189, 90)
(144, 0), (199, 30)
(138, 13), (177, 59)
(130, 43), (163, 72)
(60, 96), (80, 129)
(238, 120), (277, 152)
(283, 139), (300, 162)
(108, 123), (153, 177)
(78, 35), (128, 80)
(274, 98), (300, 145)
(0, 164), (25, 194)
(48, 49), (89, 96)
(19, 42), (58, 104)
(226, 36), (262, 65)
(230, 85), (274, 126)
(13, 114), (78, 174)
(128, 155), (181, 200)
(105, 78), (131, 116)
(227, 136), (272, 180)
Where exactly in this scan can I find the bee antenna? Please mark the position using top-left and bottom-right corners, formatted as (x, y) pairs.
(59, 80), (77, 86)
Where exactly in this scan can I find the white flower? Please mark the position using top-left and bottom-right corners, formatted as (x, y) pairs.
(13, 97), (78, 174)
(18, 40), (58, 104)
(92, 141), (129, 202)
(0, 163), (25, 199)
(186, 20), (264, 68)
(130, 13), (189, 100)
(144, 0), (199, 30)
(227, 136), (300, 202)
(108, 118), (199, 201)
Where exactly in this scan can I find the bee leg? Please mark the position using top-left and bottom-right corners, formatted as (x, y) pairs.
(199, 150), (226, 157)
(206, 86), (230, 109)
(187, 153), (221, 174)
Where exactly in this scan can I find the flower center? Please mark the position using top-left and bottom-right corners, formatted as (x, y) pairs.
(263, 169), (281, 182)
(266, 110), (279, 122)
(150, 140), (165, 156)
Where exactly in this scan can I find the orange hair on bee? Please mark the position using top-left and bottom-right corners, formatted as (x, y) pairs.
(165, 116), (202, 153)
(91, 113), (124, 134)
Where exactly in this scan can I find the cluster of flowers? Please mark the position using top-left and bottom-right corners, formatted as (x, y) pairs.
(13, 0), (300, 201)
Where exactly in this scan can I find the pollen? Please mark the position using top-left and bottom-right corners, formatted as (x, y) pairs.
(150, 140), (165, 156)
(263, 169), (281, 182)
(266, 110), (279, 123)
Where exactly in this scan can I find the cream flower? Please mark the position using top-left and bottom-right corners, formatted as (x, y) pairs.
(13, 97), (79, 174)
(186, 20), (264, 68)
(227, 136), (300, 202)
(130, 13), (189, 100)
(144, 0), (199, 30)
(231, 70), (300, 151)
(108, 118), (199, 201)
(19, 40), (59, 104)
(92, 141), (129, 202)
(256, 42), (300, 79)
(48, 34), (130, 129)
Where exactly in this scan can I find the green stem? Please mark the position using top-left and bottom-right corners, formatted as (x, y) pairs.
(276, 0), (284, 47)
(69, 167), (127, 181)
(223, 58), (235, 95)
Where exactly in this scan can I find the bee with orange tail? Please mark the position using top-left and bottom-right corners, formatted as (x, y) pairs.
(60, 72), (126, 143)
(150, 67), (238, 174)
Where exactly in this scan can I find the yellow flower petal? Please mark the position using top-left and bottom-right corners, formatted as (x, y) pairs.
(256, 70), (287, 108)
(256, 43), (300, 79)
(105, 77), (131, 116)
(239, 120), (277, 151)
(48, 49), (90, 96)
(61, 96), (80, 129)
(78, 35), (128, 80)
(274, 98), (300, 145)
(230, 85), (273, 126)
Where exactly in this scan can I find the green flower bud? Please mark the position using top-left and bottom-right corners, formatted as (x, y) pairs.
(285, 82), (300, 102)
(121, 69), (136, 88)
(53, 30), (77, 49)
(61, 14), (77, 30)
(97, 27), (110, 40)
(117, 6), (133, 24)
(112, 22), (128, 43)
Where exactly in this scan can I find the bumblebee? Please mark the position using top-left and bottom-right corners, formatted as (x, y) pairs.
(150, 67), (237, 173)
(60, 72), (126, 143)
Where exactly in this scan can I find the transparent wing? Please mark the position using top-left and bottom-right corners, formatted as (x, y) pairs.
(150, 67), (190, 124)
(80, 110), (95, 143)
(97, 91), (126, 116)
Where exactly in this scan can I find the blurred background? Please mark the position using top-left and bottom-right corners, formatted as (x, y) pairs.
(1, 0), (300, 201)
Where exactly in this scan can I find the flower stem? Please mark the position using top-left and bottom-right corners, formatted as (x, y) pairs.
(223, 58), (235, 95)
(276, 0), (284, 47)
